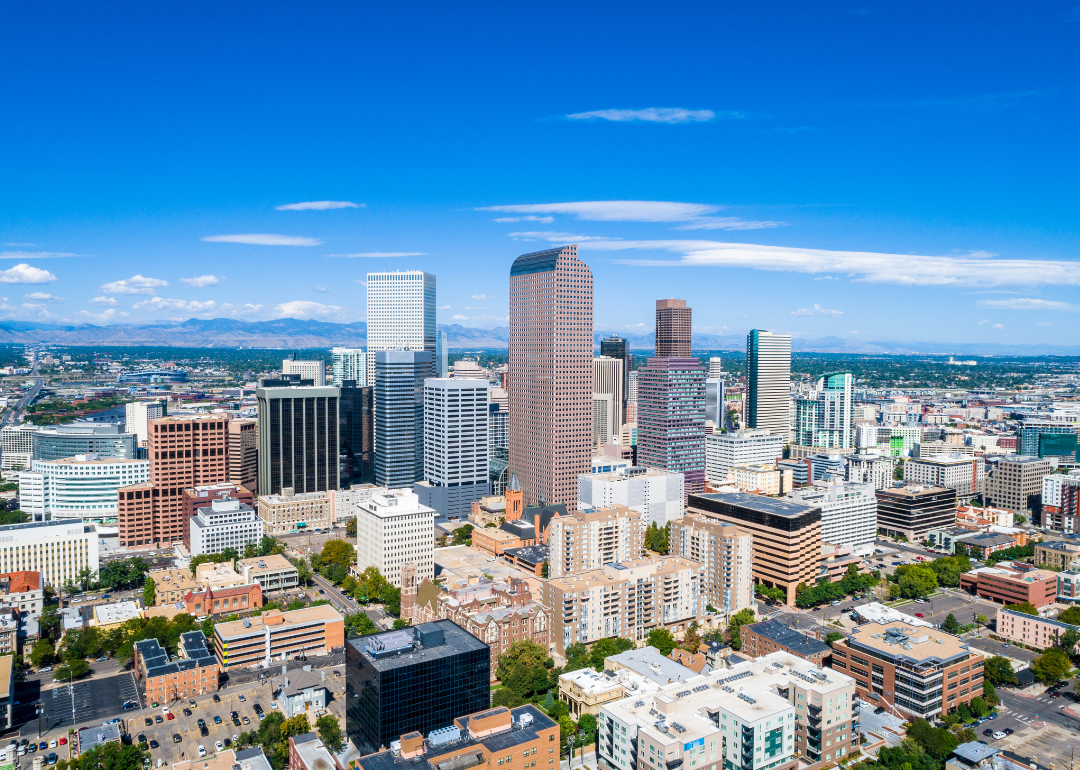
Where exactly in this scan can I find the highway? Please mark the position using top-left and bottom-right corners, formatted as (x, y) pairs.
(3, 353), (42, 427)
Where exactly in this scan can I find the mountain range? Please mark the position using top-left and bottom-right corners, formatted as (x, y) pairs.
(0, 319), (1076, 356)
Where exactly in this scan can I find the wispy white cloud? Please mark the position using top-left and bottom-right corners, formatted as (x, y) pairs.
(202, 234), (321, 246)
(131, 297), (218, 312)
(978, 319), (991, 325)
(791, 304), (843, 317)
(215, 303), (265, 318)
(275, 201), (364, 211)
(274, 300), (342, 320)
(482, 201), (783, 230)
(977, 298), (1080, 311)
(0, 251), (82, 259)
(451, 314), (470, 321)
(566, 108), (730, 124)
(438, 305), (451, 310)
(580, 238), (1080, 287)
(0, 264), (58, 284)
(674, 217), (786, 231)
(101, 275), (168, 295)
(77, 308), (130, 323)
(508, 231), (613, 242)
(993, 323), (1005, 329)
(471, 294), (487, 299)
(24, 292), (63, 302)
(326, 251), (425, 257)
(89, 296), (118, 306)
(181, 274), (222, 288)
(492, 216), (555, 224)
(313, 287), (328, 293)
(2, 243), (36, 247)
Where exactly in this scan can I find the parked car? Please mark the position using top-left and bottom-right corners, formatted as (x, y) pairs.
(200, 726), (209, 737)
(137, 735), (147, 745)
(38, 666), (52, 673)
(197, 746), (207, 758)
(238, 694), (246, 702)
(215, 741), (224, 753)
(197, 719), (206, 728)
(213, 716), (222, 725)
(145, 718), (153, 726)
(1004, 728), (1014, 736)
(49, 740), (57, 749)
(39, 743), (47, 751)
(914, 613), (925, 618)
(213, 694), (221, 703)
(58, 739), (66, 746)
(48, 753), (57, 765)
(155, 715), (163, 724)
(97, 656), (109, 662)
(992, 732), (1006, 740)
(150, 740), (159, 749)
(983, 729), (994, 737)
(874, 706), (885, 714)
(172, 735), (183, 744)
(183, 708), (192, 717)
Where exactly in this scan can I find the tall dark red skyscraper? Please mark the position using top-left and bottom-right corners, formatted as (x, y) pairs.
(655, 298), (691, 357)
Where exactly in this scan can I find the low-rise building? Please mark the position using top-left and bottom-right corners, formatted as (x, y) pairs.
(831, 621), (984, 719)
(92, 600), (141, 630)
(904, 455), (985, 504)
(183, 583), (263, 617)
(133, 630), (219, 701)
(995, 607), (1080, 653)
(189, 497), (264, 557)
(959, 563), (1058, 608)
(604, 646), (700, 685)
(0, 571), (43, 618)
(0, 611), (17, 657)
(956, 506), (1014, 529)
(1034, 540), (1080, 570)
(148, 567), (198, 605)
(213, 605), (344, 670)
(740, 618), (830, 665)
(875, 485), (957, 541)
(557, 667), (659, 719)
(926, 527), (979, 554)
(195, 561), (247, 591)
(289, 733), (341, 770)
(275, 667), (329, 718)
(0, 654), (10, 729)
(1060, 570), (1080, 602)
(732, 462), (788, 495)
(256, 487), (332, 535)
(955, 532), (1019, 559)
(238, 554), (299, 592)
(469, 495), (507, 527)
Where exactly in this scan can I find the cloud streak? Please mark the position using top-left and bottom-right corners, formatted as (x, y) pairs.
(100, 275), (168, 295)
(566, 108), (730, 123)
(181, 275), (222, 287)
(275, 201), (363, 211)
(0, 251), (82, 259)
(482, 200), (783, 230)
(202, 234), (321, 246)
(977, 298), (1080, 311)
(791, 304), (843, 317)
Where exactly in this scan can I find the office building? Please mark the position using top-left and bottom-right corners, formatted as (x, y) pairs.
(875, 485), (956, 541)
(705, 429), (784, 485)
(547, 504), (644, 578)
(845, 453), (893, 490)
(1017, 420), (1078, 458)
(188, 497), (264, 557)
(373, 351), (433, 488)
(654, 298), (691, 357)
(238, 554), (299, 592)
(636, 356), (707, 495)
(134, 631), (220, 701)
(354, 489), (435, 587)
(543, 557), (705, 655)
(331, 347), (366, 387)
(18, 454), (149, 523)
(832, 621), (984, 719)
(356, 704), (557, 770)
(227, 418), (258, 493)
(0, 424), (35, 472)
(746, 330), (791, 434)
(705, 377), (726, 431)
(340, 380), (374, 485)
(345, 620), (491, 755)
(599, 651), (857, 770)
(33, 422), (137, 461)
(0, 519), (98, 590)
(593, 356), (626, 437)
(986, 456), (1053, 519)
(600, 335), (630, 414)
(117, 415), (231, 548)
(125, 399), (167, 444)
(904, 455), (985, 504)
(1042, 470), (1080, 532)
(488, 403), (508, 455)
(959, 563), (1058, 607)
(256, 488), (331, 535)
(787, 480), (877, 550)
(1034, 539), (1080, 570)
(732, 463), (788, 496)
(793, 372), (853, 450)
(414, 378), (489, 518)
(256, 384), (340, 496)
(181, 483), (254, 548)
(436, 329), (448, 377)
(578, 466), (685, 528)
(508, 246), (593, 511)
(808, 453), (846, 483)
(668, 513), (754, 615)
(687, 492), (821, 605)
(214, 604), (344, 670)
(283, 357), (326, 387)
(740, 619), (830, 665)
(592, 393), (615, 449)
(366, 270), (437, 377)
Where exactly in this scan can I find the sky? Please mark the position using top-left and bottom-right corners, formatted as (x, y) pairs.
(1, 1), (1079, 346)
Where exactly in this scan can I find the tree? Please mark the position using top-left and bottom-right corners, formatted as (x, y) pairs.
(344, 612), (379, 637)
(492, 688), (525, 708)
(563, 643), (590, 673)
(1058, 606), (1080, 625)
(291, 557), (314, 587)
(30, 638), (54, 667)
(824, 632), (844, 647)
(451, 524), (474, 546)
(941, 614), (962, 634)
(320, 540), (356, 568)
(983, 680), (999, 706)
(541, 561), (549, 578)
(646, 628), (677, 656)
(1004, 601), (1039, 616)
(1057, 628), (1080, 656)
(39, 605), (61, 642)
(681, 623), (702, 653)
(969, 696), (990, 718)
(63, 741), (146, 770)
(142, 575), (156, 606)
(588, 637), (634, 671)
(898, 565), (937, 599)
(754, 584), (786, 604)
(643, 522), (670, 555)
(75, 567), (96, 592)
(380, 584), (401, 616)
(577, 712), (597, 741)
(727, 608), (755, 651)
(983, 656), (1018, 686)
(53, 659), (90, 681)
(346, 518), (357, 538)
(906, 718), (959, 759)
(1031, 647), (1072, 684)
(315, 715), (344, 753)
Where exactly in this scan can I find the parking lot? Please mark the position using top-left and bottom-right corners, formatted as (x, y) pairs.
(16, 672), (142, 738)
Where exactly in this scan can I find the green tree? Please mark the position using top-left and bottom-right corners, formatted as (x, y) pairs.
(1059, 606), (1080, 625)
(320, 539), (356, 568)
(344, 612), (379, 637)
(1057, 628), (1080, 656)
(941, 614), (962, 634)
(577, 712), (597, 741)
(646, 628), (677, 656)
(588, 637), (634, 671)
(63, 741), (146, 770)
(75, 567), (96, 592)
(315, 714), (343, 752)
(728, 608), (756, 651)
(451, 524), (474, 546)
(1004, 601), (1039, 616)
(291, 557), (314, 586)
(824, 632), (844, 647)
(983, 656), (1018, 685)
(541, 561), (549, 578)
(142, 575), (156, 606)
(380, 584), (401, 616)
(53, 659), (90, 681)
(906, 718), (959, 759)
(346, 518), (357, 538)
(30, 638), (54, 667)
(492, 688), (525, 708)
(982, 680), (999, 706)
(1031, 647), (1072, 684)
(39, 605), (61, 642)
(898, 565), (937, 599)
(563, 643), (590, 673)
(969, 696), (990, 718)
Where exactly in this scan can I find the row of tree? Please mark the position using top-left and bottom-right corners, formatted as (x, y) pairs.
(794, 564), (880, 608)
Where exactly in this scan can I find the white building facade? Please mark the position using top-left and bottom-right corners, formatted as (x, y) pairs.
(845, 452), (893, 490)
(189, 497), (265, 557)
(416, 378), (489, 519)
(18, 454), (150, 523)
(788, 480), (878, 551)
(365, 270), (437, 376)
(0, 424), (35, 472)
(0, 519), (99, 590)
(593, 356), (625, 434)
(705, 429), (784, 484)
(353, 490), (435, 587)
(124, 400), (166, 444)
(904, 454), (985, 504)
(282, 358), (326, 386)
(578, 467), (685, 528)
(331, 347), (366, 387)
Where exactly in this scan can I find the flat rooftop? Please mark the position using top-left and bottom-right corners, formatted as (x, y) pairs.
(744, 619), (829, 656)
(845, 621), (972, 665)
(215, 604), (342, 640)
(606, 646), (698, 685)
(346, 619), (488, 673)
(691, 492), (817, 518)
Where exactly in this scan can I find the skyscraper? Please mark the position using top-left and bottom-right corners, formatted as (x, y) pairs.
(655, 298), (691, 357)
(707, 356), (723, 379)
(794, 371), (853, 449)
(436, 329), (449, 378)
(340, 380), (374, 485)
(331, 347), (366, 387)
(256, 385), (340, 496)
(508, 245), (592, 510)
(599, 335), (630, 414)
(746, 329), (791, 435)
(592, 355), (625, 434)
(705, 377), (726, 430)
(415, 378), (489, 517)
(365, 271), (436, 376)
(282, 356), (326, 386)
(374, 351), (434, 489)
(636, 356), (708, 494)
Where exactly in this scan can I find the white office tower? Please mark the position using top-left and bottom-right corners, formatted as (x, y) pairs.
(627, 371), (638, 403)
(704, 428), (784, 484)
(354, 489), (435, 586)
(282, 357), (326, 386)
(19, 454), (150, 523)
(188, 497), (264, 557)
(794, 371), (853, 449)
(0, 519), (99, 590)
(1, 424), (35, 472)
(705, 378), (726, 431)
(593, 356), (625, 432)
(707, 356), (723, 379)
(125, 399), (166, 444)
(904, 454), (985, 504)
(488, 403), (508, 454)
(331, 347), (366, 386)
(578, 467), (685, 528)
(788, 479), (878, 551)
(845, 452), (893, 490)
(855, 424), (878, 449)
(415, 378), (489, 519)
(592, 393), (615, 448)
(746, 329), (791, 434)
(365, 270), (437, 376)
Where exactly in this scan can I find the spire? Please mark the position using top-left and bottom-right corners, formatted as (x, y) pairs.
(508, 471), (521, 493)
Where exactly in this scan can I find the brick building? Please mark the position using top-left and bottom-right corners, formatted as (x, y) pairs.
(995, 607), (1080, 652)
(183, 583), (263, 617)
(958, 563), (1058, 608)
(134, 630), (219, 700)
(213, 605), (343, 670)
(740, 618), (831, 665)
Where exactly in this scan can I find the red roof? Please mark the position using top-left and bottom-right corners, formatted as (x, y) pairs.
(1, 571), (40, 593)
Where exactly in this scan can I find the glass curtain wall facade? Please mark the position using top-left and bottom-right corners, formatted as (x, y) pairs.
(340, 381), (374, 485)
(374, 351), (434, 489)
(256, 386), (340, 496)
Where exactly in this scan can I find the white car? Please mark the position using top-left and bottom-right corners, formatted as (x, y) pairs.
(49, 740), (57, 749)
(162, 706), (170, 714)
(215, 741), (224, 753)
(197, 746), (207, 758)
(992, 731), (1006, 740)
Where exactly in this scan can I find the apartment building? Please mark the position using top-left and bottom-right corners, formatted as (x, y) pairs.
(875, 485), (957, 541)
(354, 489), (435, 587)
(740, 619), (830, 666)
(238, 554), (299, 592)
(831, 621), (984, 719)
(845, 453), (893, 491)
(598, 651), (857, 770)
(958, 563), (1058, 607)
(686, 493), (822, 606)
(732, 463), (788, 496)
(1042, 471), (1080, 532)
(577, 467), (685, 528)
(134, 630), (219, 700)
(213, 604), (344, 670)
(0, 519), (98, 591)
(543, 557), (705, 656)
(148, 567), (198, 605)
(547, 505), (644, 578)
(0, 571), (42, 620)
(904, 455), (985, 504)
(668, 514), (754, 616)
(986, 456), (1053, 518)
(1034, 540), (1080, 570)
(995, 607), (1080, 652)
(787, 480), (877, 551)
(705, 429), (784, 485)
(256, 487), (331, 535)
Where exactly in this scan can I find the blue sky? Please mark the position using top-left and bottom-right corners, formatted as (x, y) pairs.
(1, 2), (1079, 345)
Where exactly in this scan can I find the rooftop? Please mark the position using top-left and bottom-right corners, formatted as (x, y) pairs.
(215, 604), (342, 640)
(877, 484), (952, 498)
(691, 492), (816, 518)
(94, 601), (141, 626)
(743, 619), (829, 656)
(502, 544), (549, 567)
(606, 646), (698, 685)
(238, 554), (295, 572)
(347, 619), (488, 672)
(0, 571), (40, 594)
(844, 621), (973, 666)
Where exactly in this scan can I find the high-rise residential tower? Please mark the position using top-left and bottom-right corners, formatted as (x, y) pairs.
(282, 356), (326, 386)
(746, 329), (791, 434)
(592, 355), (625, 436)
(415, 378), (489, 518)
(794, 371), (853, 449)
(374, 351), (434, 489)
(508, 246), (592, 510)
(654, 298), (691, 357)
(637, 357), (708, 494)
(331, 347), (366, 387)
(256, 385), (340, 496)
(365, 270), (436, 376)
